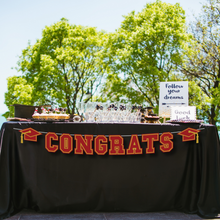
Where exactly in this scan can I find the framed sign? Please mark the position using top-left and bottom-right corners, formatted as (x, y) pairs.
(171, 106), (196, 120)
(159, 81), (188, 118)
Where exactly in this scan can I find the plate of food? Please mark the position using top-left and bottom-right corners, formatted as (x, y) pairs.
(145, 115), (160, 123)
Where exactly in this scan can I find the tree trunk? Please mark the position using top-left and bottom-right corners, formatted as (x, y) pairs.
(209, 104), (216, 125)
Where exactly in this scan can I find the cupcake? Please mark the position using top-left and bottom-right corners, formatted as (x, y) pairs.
(32, 108), (40, 119)
(47, 108), (55, 120)
(40, 107), (48, 120)
(54, 108), (60, 120)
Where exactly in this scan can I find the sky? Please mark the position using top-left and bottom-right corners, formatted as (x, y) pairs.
(0, 0), (206, 119)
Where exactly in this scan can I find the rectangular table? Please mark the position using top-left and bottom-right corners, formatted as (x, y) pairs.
(0, 121), (220, 219)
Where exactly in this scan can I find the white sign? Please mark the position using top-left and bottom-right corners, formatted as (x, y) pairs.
(159, 81), (188, 118)
(171, 106), (196, 120)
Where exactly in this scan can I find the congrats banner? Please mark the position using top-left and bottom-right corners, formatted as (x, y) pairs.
(16, 127), (201, 155)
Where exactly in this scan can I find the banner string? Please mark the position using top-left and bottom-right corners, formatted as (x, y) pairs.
(13, 127), (205, 138)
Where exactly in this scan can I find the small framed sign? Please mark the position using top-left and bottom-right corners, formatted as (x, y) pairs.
(171, 106), (196, 121)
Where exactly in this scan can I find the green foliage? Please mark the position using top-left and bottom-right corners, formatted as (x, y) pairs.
(188, 81), (211, 122)
(101, 1), (191, 107)
(2, 76), (34, 118)
(17, 18), (107, 114)
(181, 0), (220, 125)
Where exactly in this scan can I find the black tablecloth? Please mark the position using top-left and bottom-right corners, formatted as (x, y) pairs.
(0, 122), (220, 219)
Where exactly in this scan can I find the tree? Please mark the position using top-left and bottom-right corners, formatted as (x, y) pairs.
(181, 0), (220, 125)
(100, 0), (191, 109)
(13, 18), (107, 115)
(3, 76), (34, 118)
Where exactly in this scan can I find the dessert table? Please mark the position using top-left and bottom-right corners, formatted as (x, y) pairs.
(0, 121), (220, 219)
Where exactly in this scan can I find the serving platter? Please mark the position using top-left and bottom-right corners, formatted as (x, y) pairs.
(31, 118), (67, 122)
(7, 117), (30, 121)
(166, 120), (204, 124)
